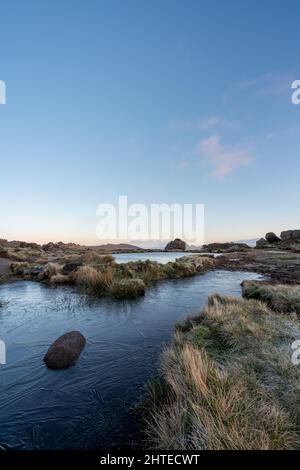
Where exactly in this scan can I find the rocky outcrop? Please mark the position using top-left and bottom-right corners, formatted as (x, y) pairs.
(44, 331), (86, 370)
(200, 242), (249, 253)
(256, 238), (268, 248)
(42, 242), (80, 252)
(256, 230), (300, 251)
(281, 230), (300, 241)
(165, 238), (186, 251)
(265, 232), (281, 243)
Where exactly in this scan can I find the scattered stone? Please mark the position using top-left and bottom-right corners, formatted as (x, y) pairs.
(24, 265), (45, 279)
(62, 262), (82, 274)
(44, 331), (86, 370)
(10, 262), (29, 275)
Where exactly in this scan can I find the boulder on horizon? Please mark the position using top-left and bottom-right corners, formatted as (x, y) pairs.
(281, 230), (300, 241)
(265, 232), (281, 243)
(165, 238), (186, 251)
(201, 242), (249, 253)
(256, 238), (268, 248)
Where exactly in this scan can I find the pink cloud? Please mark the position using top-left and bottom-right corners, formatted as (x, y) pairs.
(197, 135), (254, 179)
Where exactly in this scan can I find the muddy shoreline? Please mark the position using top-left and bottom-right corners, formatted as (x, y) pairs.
(215, 250), (300, 284)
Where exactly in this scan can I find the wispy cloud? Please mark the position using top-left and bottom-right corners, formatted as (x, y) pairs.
(196, 135), (254, 179)
(170, 116), (239, 132)
(236, 72), (293, 97)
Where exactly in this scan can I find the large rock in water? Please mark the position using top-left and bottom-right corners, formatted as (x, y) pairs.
(265, 232), (281, 243)
(165, 238), (186, 251)
(44, 331), (86, 370)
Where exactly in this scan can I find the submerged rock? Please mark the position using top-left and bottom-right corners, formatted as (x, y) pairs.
(44, 331), (86, 370)
(165, 238), (186, 251)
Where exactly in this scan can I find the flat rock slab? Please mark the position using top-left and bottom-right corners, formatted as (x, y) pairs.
(44, 331), (86, 370)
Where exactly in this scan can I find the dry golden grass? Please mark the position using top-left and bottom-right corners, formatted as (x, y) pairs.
(44, 263), (62, 279)
(82, 252), (114, 265)
(76, 265), (145, 299)
(6, 250), (28, 262)
(49, 274), (71, 284)
(111, 278), (145, 300)
(243, 281), (300, 315)
(76, 265), (115, 295)
(4, 250), (216, 300)
(120, 256), (216, 287)
(144, 295), (300, 450)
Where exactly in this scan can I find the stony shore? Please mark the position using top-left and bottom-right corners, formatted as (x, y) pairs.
(215, 250), (300, 283)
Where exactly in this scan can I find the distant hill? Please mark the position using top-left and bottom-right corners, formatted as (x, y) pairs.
(188, 238), (258, 250)
(88, 243), (143, 251)
(233, 238), (258, 247)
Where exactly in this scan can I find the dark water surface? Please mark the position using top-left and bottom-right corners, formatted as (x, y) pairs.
(0, 270), (263, 449)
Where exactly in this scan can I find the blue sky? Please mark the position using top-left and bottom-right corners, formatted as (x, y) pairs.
(1, 0), (300, 246)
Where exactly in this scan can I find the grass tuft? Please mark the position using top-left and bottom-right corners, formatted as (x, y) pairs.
(143, 295), (300, 449)
(76, 265), (115, 296)
(111, 278), (145, 300)
(49, 274), (71, 284)
(243, 281), (300, 316)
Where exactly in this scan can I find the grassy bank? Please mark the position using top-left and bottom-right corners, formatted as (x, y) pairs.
(143, 293), (300, 449)
(8, 255), (216, 300)
(75, 256), (215, 299)
(242, 281), (300, 316)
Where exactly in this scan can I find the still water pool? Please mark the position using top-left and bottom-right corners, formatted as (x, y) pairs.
(0, 269), (263, 449)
